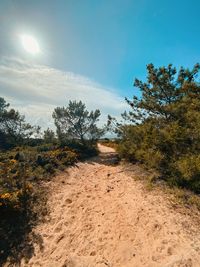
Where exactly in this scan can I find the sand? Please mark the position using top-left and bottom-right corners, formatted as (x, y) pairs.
(20, 144), (200, 267)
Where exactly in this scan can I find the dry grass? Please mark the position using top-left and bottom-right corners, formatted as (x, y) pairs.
(121, 161), (200, 213)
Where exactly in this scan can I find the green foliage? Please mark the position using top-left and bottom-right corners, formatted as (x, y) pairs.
(43, 128), (56, 144)
(176, 155), (200, 181)
(112, 63), (200, 193)
(66, 140), (98, 159)
(0, 97), (40, 150)
(0, 146), (77, 198)
(174, 155), (200, 192)
(0, 98), (101, 264)
(53, 100), (104, 145)
(0, 145), (77, 264)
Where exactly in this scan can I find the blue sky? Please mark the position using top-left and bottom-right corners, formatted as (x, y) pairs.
(0, 0), (199, 128)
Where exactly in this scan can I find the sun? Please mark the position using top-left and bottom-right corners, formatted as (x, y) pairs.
(21, 34), (40, 54)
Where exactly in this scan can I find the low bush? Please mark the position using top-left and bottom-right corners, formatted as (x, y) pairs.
(114, 63), (200, 194)
(0, 145), (77, 264)
(0, 97), (101, 265)
(66, 140), (98, 159)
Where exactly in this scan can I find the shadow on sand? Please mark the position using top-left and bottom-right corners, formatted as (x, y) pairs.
(87, 150), (120, 166)
(0, 200), (44, 266)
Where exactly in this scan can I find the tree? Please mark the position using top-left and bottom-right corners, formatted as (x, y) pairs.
(125, 63), (200, 124)
(53, 100), (104, 145)
(43, 128), (56, 144)
(109, 63), (200, 193)
(0, 97), (40, 149)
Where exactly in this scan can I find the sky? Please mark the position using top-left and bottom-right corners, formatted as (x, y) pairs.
(0, 0), (200, 129)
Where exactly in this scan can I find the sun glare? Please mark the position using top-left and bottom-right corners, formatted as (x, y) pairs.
(21, 34), (40, 54)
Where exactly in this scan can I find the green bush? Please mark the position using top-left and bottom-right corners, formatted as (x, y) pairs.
(174, 155), (200, 193)
(0, 144), (78, 264)
(66, 140), (98, 159)
(115, 63), (200, 193)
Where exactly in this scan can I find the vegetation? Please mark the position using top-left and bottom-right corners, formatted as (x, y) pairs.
(43, 128), (56, 144)
(0, 145), (77, 264)
(0, 97), (40, 150)
(53, 100), (104, 146)
(109, 63), (200, 194)
(2, 62), (200, 264)
(0, 98), (101, 265)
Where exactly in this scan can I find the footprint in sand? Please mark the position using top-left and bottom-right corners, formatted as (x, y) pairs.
(168, 258), (192, 267)
(55, 233), (65, 244)
(54, 222), (63, 233)
(167, 247), (173, 255)
(46, 234), (53, 241)
(65, 198), (73, 204)
(62, 259), (75, 267)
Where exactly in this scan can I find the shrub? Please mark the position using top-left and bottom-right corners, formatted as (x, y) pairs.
(0, 144), (78, 264)
(174, 155), (200, 193)
(66, 140), (98, 159)
(112, 63), (200, 193)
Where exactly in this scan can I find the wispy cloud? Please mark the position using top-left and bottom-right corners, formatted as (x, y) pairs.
(0, 57), (127, 129)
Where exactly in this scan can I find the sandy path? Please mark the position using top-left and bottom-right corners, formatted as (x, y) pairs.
(21, 144), (200, 267)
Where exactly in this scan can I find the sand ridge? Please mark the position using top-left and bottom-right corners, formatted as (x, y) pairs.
(21, 144), (200, 267)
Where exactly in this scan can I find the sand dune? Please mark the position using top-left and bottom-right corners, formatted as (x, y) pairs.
(21, 144), (200, 267)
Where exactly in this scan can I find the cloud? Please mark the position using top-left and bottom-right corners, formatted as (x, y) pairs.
(0, 57), (127, 130)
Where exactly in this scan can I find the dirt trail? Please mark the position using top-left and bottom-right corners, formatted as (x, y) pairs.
(21, 144), (200, 267)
